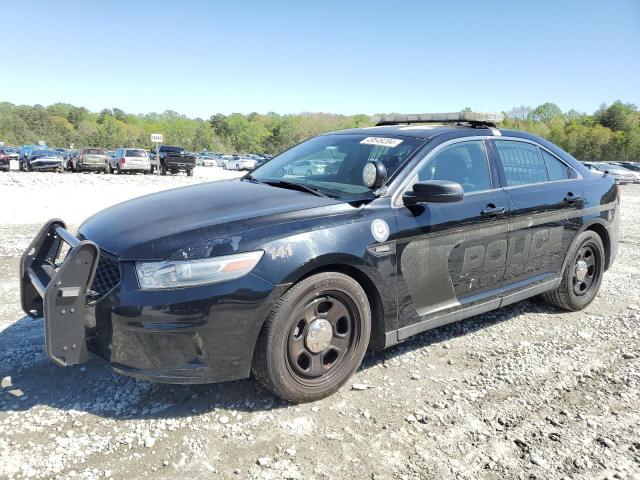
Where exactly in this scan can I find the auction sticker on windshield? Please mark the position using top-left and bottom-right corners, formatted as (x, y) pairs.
(360, 137), (403, 148)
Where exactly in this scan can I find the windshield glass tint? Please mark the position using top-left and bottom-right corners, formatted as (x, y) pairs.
(252, 134), (423, 197)
(34, 150), (59, 157)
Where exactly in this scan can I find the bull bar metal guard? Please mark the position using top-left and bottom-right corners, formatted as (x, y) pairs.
(20, 219), (100, 366)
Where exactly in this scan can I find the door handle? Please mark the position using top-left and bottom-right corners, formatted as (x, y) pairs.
(481, 205), (506, 217)
(563, 193), (581, 204)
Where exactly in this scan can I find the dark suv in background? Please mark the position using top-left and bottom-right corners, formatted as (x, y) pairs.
(150, 145), (196, 176)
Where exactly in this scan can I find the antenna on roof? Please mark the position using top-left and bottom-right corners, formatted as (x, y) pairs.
(373, 111), (504, 128)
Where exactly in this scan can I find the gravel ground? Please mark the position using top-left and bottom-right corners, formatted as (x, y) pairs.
(0, 170), (638, 480)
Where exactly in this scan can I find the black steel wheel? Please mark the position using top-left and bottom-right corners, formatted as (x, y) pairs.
(571, 244), (599, 297)
(252, 272), (371, 402)
(286, 294), (358, 381)
(542, 230), (605, 311)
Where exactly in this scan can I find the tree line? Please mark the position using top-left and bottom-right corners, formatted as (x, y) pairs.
(0, 100), (638, 162)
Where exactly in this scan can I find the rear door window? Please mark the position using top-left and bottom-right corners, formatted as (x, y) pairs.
(495, 141), (548, 186)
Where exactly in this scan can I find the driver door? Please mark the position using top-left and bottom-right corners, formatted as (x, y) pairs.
(393, 139), (509, 339)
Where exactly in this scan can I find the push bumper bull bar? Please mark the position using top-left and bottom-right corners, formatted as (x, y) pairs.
(20, 219), (100, 366)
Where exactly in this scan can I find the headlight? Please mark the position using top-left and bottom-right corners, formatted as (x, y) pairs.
(135, 251), (264, 289)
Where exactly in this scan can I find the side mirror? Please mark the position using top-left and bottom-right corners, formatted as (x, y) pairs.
(362, 160), (387, 188)
(403, 180), (464, 205)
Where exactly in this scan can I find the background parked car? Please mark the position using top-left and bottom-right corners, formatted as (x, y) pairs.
(68, 148), (108, 173)
(613, 161), (640, 174)
(150, 145), (196, 176)
(223, 154), (259, 171)
(23, 149), (64, 172)
(62, 149), (77, 170)
(106, 148), (151, 174)
(2, 146), (19, 161)
(18, 144), (47, 165)
(284, 158), (326, 177)
(583, 161), (637, 184)
(0, 148), (11, 171)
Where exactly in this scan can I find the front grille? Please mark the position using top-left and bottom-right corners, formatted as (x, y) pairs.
(90, 253), (121, 298)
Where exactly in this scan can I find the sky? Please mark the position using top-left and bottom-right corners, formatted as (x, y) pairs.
(1, 0), (639, 118)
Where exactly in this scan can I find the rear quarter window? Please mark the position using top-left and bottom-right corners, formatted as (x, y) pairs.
(541, 149), (571, 181)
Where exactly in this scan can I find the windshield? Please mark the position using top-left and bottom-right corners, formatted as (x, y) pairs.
(33, 150), (61, 157)
(251, 134), (424, 199)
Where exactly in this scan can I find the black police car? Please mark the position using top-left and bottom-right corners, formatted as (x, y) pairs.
(21, 112), (620, 402)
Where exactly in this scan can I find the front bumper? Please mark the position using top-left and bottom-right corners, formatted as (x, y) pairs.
(20, 220), (286, 383)
(31, 162), (63, 171)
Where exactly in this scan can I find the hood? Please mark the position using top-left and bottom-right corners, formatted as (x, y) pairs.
(79, 179), (345, 260)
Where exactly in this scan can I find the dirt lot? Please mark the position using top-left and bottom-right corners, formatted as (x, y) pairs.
(1, 170), (639, 480)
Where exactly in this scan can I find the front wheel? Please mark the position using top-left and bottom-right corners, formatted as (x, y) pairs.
(252, 272), (371, 403)
(541, 230), (605, 311)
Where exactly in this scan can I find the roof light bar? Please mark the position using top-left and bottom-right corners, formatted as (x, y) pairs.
(373, 111), (504, 127)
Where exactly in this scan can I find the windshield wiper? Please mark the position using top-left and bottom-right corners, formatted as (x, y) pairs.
(243, 174), (264, 184)
(262, 179), (330, 197)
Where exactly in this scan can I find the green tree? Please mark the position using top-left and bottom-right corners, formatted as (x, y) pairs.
(595, 101), (638, 132)
(528, 102), (564, 123)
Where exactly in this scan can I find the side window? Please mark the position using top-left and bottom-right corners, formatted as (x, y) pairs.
(495, 140), (547, 186)
(415, 140), (491, 193)
(541, 149), (571, 181)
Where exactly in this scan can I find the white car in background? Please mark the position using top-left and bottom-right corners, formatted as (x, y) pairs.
(285, 158), (326, 177)
(106, 148), (151, 174)
(223, 155), (259, 171)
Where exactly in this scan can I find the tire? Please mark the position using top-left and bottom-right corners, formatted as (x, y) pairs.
(105, 162), (112, 174)
(541, 230), (605, 311)
(160, 164), (167, 176)
(252, 272), (371, 403)
(235, 164), (240, 171)
(186, 169), (193, 177)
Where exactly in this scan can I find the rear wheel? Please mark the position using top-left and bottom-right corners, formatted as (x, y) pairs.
(160, 164), (167, 175)
(186, 169), (193, 177)
(542, 230), (605, 311)
(252, 272), (371, 403)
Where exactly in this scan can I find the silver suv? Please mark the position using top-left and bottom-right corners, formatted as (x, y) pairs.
(106, 148), (151, 174)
